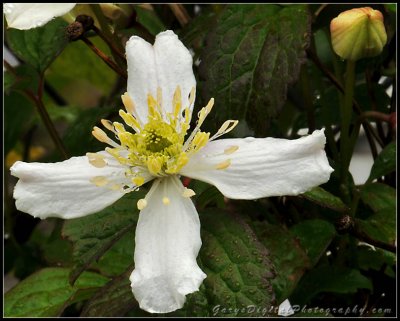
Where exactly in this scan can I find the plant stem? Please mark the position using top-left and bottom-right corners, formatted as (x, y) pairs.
(340, 60), (356, 182)
(36, 76), (69, 159)
(89, 4), (126, 68)
(91, 24), (126, 62)
(4, 60), (68, 159)
(351, 227), (396, 253)
(168, 4), (191, 26)
(300, 64), (315, 133)
(307, 48), (383, 150)
(80, 37), (127, 79)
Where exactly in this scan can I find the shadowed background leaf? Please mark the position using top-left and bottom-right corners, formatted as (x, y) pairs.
(198, 4), (311, 136)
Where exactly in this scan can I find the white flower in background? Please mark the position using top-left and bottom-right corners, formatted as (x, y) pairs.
(3, 3), (76, 30)
(278, 299), (295, 317)
(10, 30), (333, 313)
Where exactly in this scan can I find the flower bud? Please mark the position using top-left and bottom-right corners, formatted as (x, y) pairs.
(330, 7), (387, 61)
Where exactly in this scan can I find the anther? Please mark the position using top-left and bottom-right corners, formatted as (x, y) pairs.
(216, 159), (231, 170)
(162, 197), (171, 205)
(182, 188), (196, 198)
(90, 176), (109, 187)
(87, 152), (107, 168)
(137, 199), (147, 210)
(224, 146), (239, 155)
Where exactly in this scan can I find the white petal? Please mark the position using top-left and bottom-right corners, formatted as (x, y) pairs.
(130, 177), (206, 313)
(126, 35), (158, 123)
(153, 30), (196, 115)
(278, 299), (295, 316)
(180, 130), (333, 199)
(10, 153), (145, 219)
(4, 3), (76, 30)
(125, 30), (195, 123)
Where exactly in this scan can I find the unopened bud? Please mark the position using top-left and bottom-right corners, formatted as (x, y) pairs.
(75, 15), (94, 31)
(330, 7), (387, 61)
(335, 215), (354, 234)
(66, 21), (84, 41)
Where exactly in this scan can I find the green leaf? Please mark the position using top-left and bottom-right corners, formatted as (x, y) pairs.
(300, 187), (349, 212)
(357, 207), (396, 245)
(179, 8), (217, 55)
(368, 142), (396, 182)
(62, 106), (115, 157)
(77, 208), (276, 317)
(134, 5), (166, 36)
(356, 245), (396, 278)
(95, 231), (135, 276)
(291, 265), (373, 305)
(45, 36), (118, 104)
(199, 4), (311, 135)
(360, 183), (396, 212)
(62, 191), (146, 285)
(4, 268), (109, 317)
(385, 4), (396, 12)
(190, 180), (225, 210)
(251, 221), (310, 303)
(290, 219), (336, 266)
(81, 266), (139, 317)
(4, 90), (36, 155)
(4, 71), (17, 94)
(6, 18), (69, 73)
(195, 209), (276, 316)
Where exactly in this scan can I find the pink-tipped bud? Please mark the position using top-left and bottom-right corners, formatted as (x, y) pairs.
(330, 7), (387, 61)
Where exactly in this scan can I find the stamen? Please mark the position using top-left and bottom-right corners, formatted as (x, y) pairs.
(119, 110), (141, 132)
(157, 87), (163, 112)
(173, 86), (182, 118)
(92, 126), (120, 147)
(224, 145), (239, 155)
(147, 94), (161, 120)
(189, 132), (210, 153)
(210, 120), (239, 140)
(132, 176), (145, 186)
(215, 159), (231, 170)
(162, 196), (170, 205)
(182, 188), (196, 198)
(137, 198), (147, 210)
(90, 176), (109, 187)
(147, 156), (163, 176)
(105, 147), (130, 165)
(113, 122), (126, 133)
(121, 92), (136, 115)
(101, 119), (115, 132)
(198, 98), (214, 125)
(188, 87), (196, 109)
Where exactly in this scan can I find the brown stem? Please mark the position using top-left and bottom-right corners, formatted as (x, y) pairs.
(352, 226), (396, 253)
(314, 4), (329, 18)
(168, 4), (191, 26)
(91, 24), (126, 62)
(337, 215), (396, 253)
(4, 60), (69, 159)
(365, 69), (386, 142)
(360, 111), (391, 123)
(133, 20), (155, 43)
(80, 37), (127, 79)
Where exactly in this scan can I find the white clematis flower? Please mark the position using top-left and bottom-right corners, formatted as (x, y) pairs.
(3, 3), (76, 30)
(10, 30), (333, 313)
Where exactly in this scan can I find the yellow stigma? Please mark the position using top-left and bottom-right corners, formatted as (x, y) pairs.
(91, 88), (238, 184)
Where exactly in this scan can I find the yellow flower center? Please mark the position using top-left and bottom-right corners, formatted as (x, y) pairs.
(90, 86), (239, 190)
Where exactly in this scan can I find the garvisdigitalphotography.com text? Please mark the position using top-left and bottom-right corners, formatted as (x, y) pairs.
(212, 304), (392, 317)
